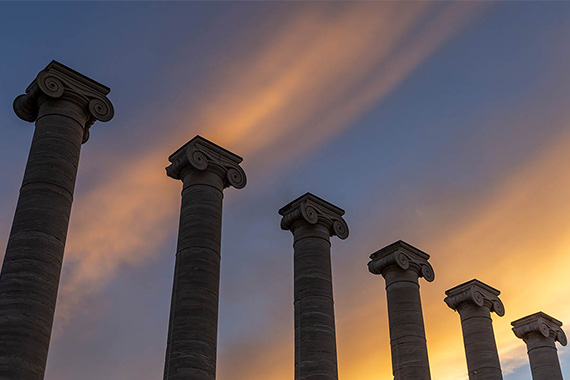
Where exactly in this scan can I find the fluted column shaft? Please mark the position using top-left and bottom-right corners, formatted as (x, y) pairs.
(293, 224), (337, 380)
(384, 267), (431, 380)
(163, 136), (246, 380)
(164, 170), (223, 380)
(457, 304), (502, 379)
(0, 61), (113, 380)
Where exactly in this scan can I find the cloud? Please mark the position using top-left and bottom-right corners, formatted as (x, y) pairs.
(54, 151), (179, 335)
(52, 1), (488, 359)
(197, 2), (488, 176)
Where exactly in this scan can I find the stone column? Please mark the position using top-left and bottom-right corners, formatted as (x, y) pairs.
(512, 312), (567, 380)
(368, 240), (434, 380)
(163, 136), (246, 380)
(445, 279), (505, 380)
(279, 193), (349, 380)
(0, 61), (113, 380)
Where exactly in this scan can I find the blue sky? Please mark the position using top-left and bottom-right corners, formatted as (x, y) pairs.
(1, 2), (570, 379)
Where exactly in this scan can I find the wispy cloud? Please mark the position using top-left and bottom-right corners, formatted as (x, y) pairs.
(198, 2), (487, 173)
(53, 1), (488, 357)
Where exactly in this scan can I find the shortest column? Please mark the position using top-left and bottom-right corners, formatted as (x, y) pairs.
(512, 312), (567, 380)
(445, 279), (504, 380)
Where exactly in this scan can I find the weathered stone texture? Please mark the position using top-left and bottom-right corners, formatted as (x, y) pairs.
(512, 312), (567, 380)
(280, 193), (348, 380)
(445, 279), (504, 380)
(163, 136), (245, 380)
(0, 61), (112, 380)
(368, 240), (434, 380)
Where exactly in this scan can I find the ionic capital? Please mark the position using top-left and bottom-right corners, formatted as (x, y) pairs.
(278, 193), (348, 239)
(13, 60), (114, 143)
(368, 240), (434, 281)
(445, 279), (505, 316)
(166, 135), (246, 189)
(512, 312), (567, 346)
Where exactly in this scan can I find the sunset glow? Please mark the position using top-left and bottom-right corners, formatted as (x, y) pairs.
(1, 2), (569, 380)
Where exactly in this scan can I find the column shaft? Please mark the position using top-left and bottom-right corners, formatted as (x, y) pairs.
(384, 268), (431, 380)
(280, 193), (348, 380)
(525, 334), (563, 380)
(445, 279), (504, 380)
(164, 170), (223, 380)
(512, 311), (567, 380)
(0, 100), (85, 380)
(294, 225), (338, 380)
(459, 304), (502, 379)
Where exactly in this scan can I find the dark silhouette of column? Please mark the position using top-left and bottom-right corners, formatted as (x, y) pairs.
(512, 312), (567, 380)
(445, 279), (504, 380)
(279, 193), (349, 380)
(368, 240), (434, 380)
(0, 61), (113, 380)
(163, 136), (246, 380)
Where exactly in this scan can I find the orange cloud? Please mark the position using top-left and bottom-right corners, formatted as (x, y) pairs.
(51, 3), (490, 372)
(194, 2), (488, 177)
(34, 6), (492, 380)
(54, 151), (179, 335)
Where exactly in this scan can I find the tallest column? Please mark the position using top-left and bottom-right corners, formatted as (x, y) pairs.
(163, 136), (246, 380)
(0, 61), (114, 380)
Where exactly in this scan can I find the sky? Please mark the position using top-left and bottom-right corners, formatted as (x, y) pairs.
(1, 1), (570, 380)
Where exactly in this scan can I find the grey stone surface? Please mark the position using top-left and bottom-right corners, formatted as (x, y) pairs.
(279, 193), (348, 380)
(445, 279), (504, 380)
(368, 240), (434, 380)
(0, 61), (113, 380)
(512, 312), (567, 380)
(163, 136), (246, 380)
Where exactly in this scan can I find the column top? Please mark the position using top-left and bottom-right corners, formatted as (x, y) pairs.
(13, 60), (114, 143)
(444, 279), (505, 316)
(368, 240), (435, 281)
(279, 192), (349, 239)
(166, 135), (246, 189)
(512, 312), (567, 346)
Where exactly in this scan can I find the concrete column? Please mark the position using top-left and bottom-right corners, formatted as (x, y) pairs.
(163, 136), (246, 380)
(512, 312), (567, 380)
(279, 193), (349, 380)
(0, 61), (113, 380)
(368, 240), (434, 380)
(445, 279), (505, 379)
